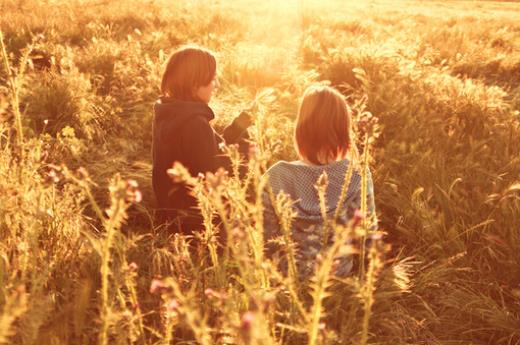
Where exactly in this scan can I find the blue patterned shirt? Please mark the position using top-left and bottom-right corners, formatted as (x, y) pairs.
(262, 158), (376, 278)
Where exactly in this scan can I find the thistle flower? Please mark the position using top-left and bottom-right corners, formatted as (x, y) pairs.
(40, 150), (49, 162)
(240, 311), (255, 331)
(125, 179), (142, 203)
(167, 162), (191, 183)
(352, 209), (364, 228)
(128, 262), (138, 272)
(44, 164), (62, 184)
(149, 279), (171, 294)
(45, 169), (60, 184)
(166, 299), (179, 313)
(231, 227), (246, 240)
(205, 168), (228, 191)
(205, 288), (227, 300)
(357, 111), (380, 142)
(76, 167), (89, 180)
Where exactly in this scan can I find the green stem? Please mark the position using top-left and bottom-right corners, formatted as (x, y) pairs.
(359, 134), (370, 280)
(0, 30), (24, 152)
(99, 199), (122, 345)
(359, 246), (378, 345)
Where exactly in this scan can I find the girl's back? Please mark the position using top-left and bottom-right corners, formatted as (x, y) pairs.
(263, 158), (375, 277)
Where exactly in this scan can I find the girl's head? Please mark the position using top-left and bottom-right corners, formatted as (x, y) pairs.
(161, 45), (219, 103)
(295, 85), (353, 165)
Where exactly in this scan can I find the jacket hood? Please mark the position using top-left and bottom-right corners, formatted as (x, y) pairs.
(266, 159), (362, 219)
(154, 97), (215, 124)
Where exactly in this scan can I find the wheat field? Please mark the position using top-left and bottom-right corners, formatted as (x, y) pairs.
(1, 0), (520, 344)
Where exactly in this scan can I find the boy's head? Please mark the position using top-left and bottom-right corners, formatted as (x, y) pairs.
(161, 45), (217, 102)
(295, 85), (352, 165)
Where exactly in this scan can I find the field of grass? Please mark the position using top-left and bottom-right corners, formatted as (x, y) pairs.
(1, 0), (520, 344)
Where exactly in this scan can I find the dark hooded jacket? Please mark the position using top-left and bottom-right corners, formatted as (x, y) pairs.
(152, 97), (248, 231)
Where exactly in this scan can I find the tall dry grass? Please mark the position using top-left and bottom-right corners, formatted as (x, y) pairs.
(1, 0), (520, 344)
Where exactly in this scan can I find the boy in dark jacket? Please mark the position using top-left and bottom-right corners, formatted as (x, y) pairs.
(152, 45), (252, 235)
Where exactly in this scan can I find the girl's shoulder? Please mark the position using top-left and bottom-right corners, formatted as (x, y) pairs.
(265, 160), (302, 176)
(267, 158), (358, 174)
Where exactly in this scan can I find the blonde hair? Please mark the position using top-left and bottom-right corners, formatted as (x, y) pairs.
(160, 45), (216, 101)
(295, 85), (353, 165)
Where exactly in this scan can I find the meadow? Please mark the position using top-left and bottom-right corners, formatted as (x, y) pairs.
(1, 0), (520, 344)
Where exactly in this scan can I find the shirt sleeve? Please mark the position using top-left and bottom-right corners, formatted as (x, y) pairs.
(222, 117), (249, 145)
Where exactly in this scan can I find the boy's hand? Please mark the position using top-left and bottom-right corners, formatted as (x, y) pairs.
(235, 110), (253, 129)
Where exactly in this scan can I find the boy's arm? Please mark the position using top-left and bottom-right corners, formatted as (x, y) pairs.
(222, 111), (253, 144)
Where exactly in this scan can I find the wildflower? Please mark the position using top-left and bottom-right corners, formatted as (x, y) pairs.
(166, 299), (179, 313)
(218, 141), (226, 151)
(149, 279), (170, 294)
(231, 227), (245, 240)
(167, 162), (189, 183)
(205, 288), (227, 300)
(125, 179), (142, 203)
(240, 311), (255, 331)
(121, 310), (132, 321)
(167, 169), (182, 183)
(331, 259), (340, 273)
(352, 209), (364, 228)
(40, 150), (49, 162)
(261, 293), (275, 312)
(76, 167), (89, 180)
(44, 164), (62, 185)
(367, 232), (383, 241)
(16, 285), (26, 294)
(206, 168), (228, 190)
(357, 111), (380, 142)
(128, 262), (138, 272)
(45, 169), (60, 184)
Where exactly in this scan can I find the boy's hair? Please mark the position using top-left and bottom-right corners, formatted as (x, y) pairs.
(295, 85), (352, 165)
(161, 45), (216, 101)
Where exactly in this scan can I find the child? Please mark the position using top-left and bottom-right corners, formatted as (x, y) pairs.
(263, 85), (377, 278)
(152, 45), (252, 235)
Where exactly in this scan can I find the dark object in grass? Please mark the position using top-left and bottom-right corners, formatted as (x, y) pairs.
(28, 48), (61, 73)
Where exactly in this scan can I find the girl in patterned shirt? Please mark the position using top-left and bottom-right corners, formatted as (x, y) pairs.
(262, 84), (377, 278)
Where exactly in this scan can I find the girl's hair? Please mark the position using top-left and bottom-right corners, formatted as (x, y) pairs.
(295, 85), (353, 165)
(160, 45), (216, 101)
